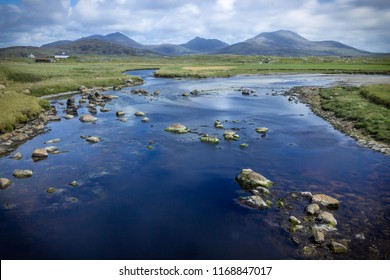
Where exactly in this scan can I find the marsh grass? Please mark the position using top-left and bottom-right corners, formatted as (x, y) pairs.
(320, 86), (390, 143)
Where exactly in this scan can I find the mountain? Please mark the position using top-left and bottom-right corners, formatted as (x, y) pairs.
(181, 37), (229, 53)
(215, 30), (371, 56)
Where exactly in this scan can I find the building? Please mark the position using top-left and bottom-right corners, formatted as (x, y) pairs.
(54, 52), (70, 59)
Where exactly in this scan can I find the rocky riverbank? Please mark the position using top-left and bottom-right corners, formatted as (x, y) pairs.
(284, 86), (390, 155)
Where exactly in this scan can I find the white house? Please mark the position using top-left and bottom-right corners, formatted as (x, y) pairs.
(54, 52), (70, 59)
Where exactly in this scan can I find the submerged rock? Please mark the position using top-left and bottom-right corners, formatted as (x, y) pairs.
(70, 181), (78, 187)
(117, 117), (128, 122)
(312, 194), (340, 208)
(240, 143), (249, 148)
(79, 114), (97, 123)
(223, 130), (240, 141)
(165, 123), (189, 134)
(214, 120), (224, 129)
(200, 136), (220, 144)
(134, 111), (146, 117)
(85, 136), (101, 143)
(13, 169), (33, 178)
(47, 187), (57, 193)
(44, 138), (61, 144)
(238, 195), (268, 209)
(236, 168), (273, 190)
(0, 178), (12, 189)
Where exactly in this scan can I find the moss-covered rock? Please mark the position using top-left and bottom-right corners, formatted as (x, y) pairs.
(236, 168), (273, 190)
(200, 136), (220, 144)
(256, 127), (269, 134)
(223, 130), (240, 140)
(164, 123), (189, 134)
(0, 178), (12, 189)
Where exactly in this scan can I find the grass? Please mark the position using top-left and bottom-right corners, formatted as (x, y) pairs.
(360, 84), (390, 108)
(0, 91), (50, 133)
(320, 86), (390, 143)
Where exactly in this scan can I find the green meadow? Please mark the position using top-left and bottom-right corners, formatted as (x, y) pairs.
(0, 55), (389, 135)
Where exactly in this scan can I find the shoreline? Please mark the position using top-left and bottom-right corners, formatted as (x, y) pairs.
(285, 86), (390, 155)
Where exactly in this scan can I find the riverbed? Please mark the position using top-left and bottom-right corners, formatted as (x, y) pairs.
(0, 71), (389, 259)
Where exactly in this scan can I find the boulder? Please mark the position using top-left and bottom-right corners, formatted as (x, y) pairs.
(13, 169), (33, 178)
(32, 148), (48, 159)
(223, 130), (240, 140)
(238, 195), (268, 209)
(316, 211), (337, 227)
(236, 168), (273, 189)
(330, 242), (348, 253)
(79, 114), (97, 122)
(200, 136), (220, 144)
(11, 152), (23, 160)
(312, 194), (340, 208)
(313, 229), (325, 244)
(134, 111), (146, 117)
(45, 146), (59, 153)
(85, 136), (101, 143)
(116, 111), (125, 117)
(256, 127), (269, 134)
(165, 123), (189, 134)
(44, 138), (61, 144)
(0, 178), (12, 189)
(306, 203), (320, 215)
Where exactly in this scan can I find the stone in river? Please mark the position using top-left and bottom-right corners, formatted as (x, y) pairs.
(79, 114), (97, 122)
(312, 194), (340, 208)
(45, 146), (59, 153)
(142, 117), (150, 122)
(306, 203), (320, 215)
(11, 152), (22, 160)
(32, 148), (48, 159)
(330, 241), (348, 253)
(116, 111), (125, 117)
(164, 123), (189, 134)
(200, 136), (220, 144)
(238, 195), (268, 209)
(256, 127), (269, 134)
(85, 136), (101, 143)
(13, 169), (33, 178)
(134, 111), (146, 117)
(45, 138), (61, 144)
(316, 211), (337, 227)
(313, 228), (325, 244)
(235, 168), (273, 190)
(289, 216), (301, 225)
(0, 178), (12, 189)
(223, 130), (240, 140)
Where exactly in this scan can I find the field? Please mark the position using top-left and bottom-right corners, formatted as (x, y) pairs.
(0, 55), (390, 135)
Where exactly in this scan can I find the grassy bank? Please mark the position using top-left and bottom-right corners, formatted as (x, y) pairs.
(319, 85), (390, 144)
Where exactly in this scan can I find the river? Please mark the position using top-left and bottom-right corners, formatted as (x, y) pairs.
(0, 70), (389, 259)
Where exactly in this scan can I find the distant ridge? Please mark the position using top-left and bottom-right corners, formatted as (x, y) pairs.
(1, 30), (380, 57)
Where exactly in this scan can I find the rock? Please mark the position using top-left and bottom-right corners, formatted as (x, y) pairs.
(165, 123), (189, 134)
(85, 136), (101, 143)
(79, 85), (89, 93)
(117, 118), (128, 122)
(236, 168), (273, 189)
(13, 169), (33, 178)
(191, 89), (199, 95)
(300, 191), (313, 199)
(79, 114), (97, 122)
(240, 143), (249, 148)
(289, 216), (301, 225)
(116, 111), (125, 117)
(47, 115), (61, 122)
(330, 241), (348, 253)
(312, 194), (340, 208)
(223, 130), (240, 140)
(214, 120), (224, 129)
(0, 178), (12, 189)
(306, 203), (320, 215)
(47, 187), (56, 193)
(241, 89), (251, 95)
(153, 90), (160, 96)
(256, 187), (270, 195)
(142, 117), (150, 122)
(134, 111), (146, 117)
(312, 224), (337, 232)
(45, 138), (61, 144)
(256, 127), (269, 134)
(300, 245), (317, 257)
(100, 107), (111, 112)
(238, 195), (268, 209)
(69, 181), (78, 187)
(0, 84), (5, 89)
(182, 92), (190, 97)
(316, 211), (337, 227)
(65, 115), (75, 119)
(200, 136), (220, 144)
(11, 152), (22, 160)
(45, 146), (59, 153)
(313, 228), (325, 244)
(32, 148), (48, 159)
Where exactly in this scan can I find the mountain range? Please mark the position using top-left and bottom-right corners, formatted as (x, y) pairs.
(0, 30), (378, 57)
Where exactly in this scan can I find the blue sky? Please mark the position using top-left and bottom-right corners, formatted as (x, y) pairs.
(0, 0), (389, 52)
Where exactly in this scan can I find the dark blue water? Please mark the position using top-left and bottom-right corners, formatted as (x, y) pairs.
(0, 71), (389, 259)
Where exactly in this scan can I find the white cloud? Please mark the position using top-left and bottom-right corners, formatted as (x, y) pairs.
(0, 0), (389, 52)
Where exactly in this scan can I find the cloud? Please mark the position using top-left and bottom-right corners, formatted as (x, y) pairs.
(0, 0), (389, 52)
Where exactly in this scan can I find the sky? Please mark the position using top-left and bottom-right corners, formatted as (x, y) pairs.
(0, 0), (389, 52)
